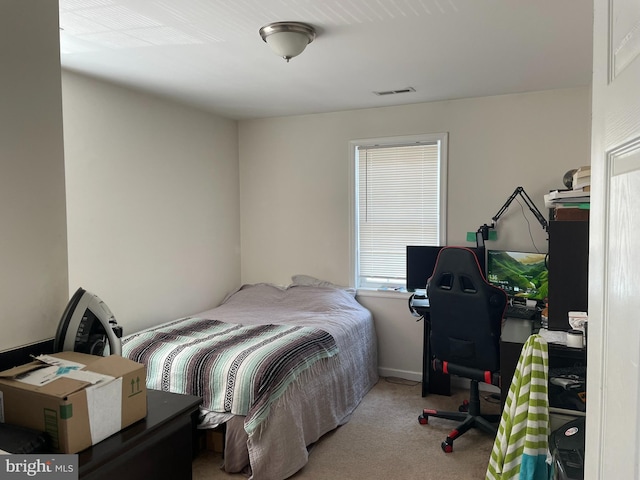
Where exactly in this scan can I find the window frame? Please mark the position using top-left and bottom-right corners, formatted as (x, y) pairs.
(349, 133), (448, 290)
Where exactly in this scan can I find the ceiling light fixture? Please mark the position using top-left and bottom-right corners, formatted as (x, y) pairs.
(259, 21), (316, 63)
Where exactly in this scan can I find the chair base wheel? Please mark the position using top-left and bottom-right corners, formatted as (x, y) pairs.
(419, 379), (497, 454)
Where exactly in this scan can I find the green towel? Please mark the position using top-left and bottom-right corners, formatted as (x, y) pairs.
(486, 334), (551, 480)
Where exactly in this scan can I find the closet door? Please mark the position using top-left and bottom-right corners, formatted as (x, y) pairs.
(588, 0), (640, 477)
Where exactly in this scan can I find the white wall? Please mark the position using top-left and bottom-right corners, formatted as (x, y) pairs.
(13, 57), (589, 379)
(0, 3), (591, 382)
(0, 1), (68, 351)
(62, 72), (241, 335)
(239, 87), (591, 379)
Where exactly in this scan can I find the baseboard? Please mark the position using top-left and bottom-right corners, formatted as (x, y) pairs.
(377, 367), (501, 395)
(480, 382), (500, 394)
(378, 367), (421, 382)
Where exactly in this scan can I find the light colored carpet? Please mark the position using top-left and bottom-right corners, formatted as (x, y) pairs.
(192, 377), (501, 479)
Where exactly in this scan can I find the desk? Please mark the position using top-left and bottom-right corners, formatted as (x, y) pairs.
(412, 305), (451, 397)
(500, 320), (587, 414)
(78, 389), (201, 480)
(499, 317), (536, 406)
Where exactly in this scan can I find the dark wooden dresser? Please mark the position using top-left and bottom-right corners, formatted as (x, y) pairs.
(78, 389), (201, 480)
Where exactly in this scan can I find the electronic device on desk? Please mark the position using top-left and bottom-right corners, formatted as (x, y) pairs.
(549, 367), (586, 412)
(406, 245), (486, 293)
(550, 416), (585, 480)
(505, 300), (539, 320)
(53, 287), (123, 356)
(486, 250), (547, 319)
(407, 245), (486, 319)
(408, 290), (429, 318)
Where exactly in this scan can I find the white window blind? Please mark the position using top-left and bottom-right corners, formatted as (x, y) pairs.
(355, 135), (446, 289)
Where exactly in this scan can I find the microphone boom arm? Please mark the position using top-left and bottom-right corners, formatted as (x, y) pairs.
(476, 186), (548, 247)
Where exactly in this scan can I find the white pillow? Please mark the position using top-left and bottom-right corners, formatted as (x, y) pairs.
(291, 275), (356, 296)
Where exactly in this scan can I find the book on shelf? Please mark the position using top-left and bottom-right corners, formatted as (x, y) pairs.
(571, 175), (591, 190)
(573, 165), (591, 178)
(573, 178), (590, 190)
(545, 189), (590, 200)
(573, 177), (590, 189)
(572, 166), (591, 190)
(552, 202), (590, 209)
(544, 189), (591, 209)
(554, 206), (590, 221)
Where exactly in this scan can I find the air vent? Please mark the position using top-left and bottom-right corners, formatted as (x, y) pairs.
(373, 87), (416, 96)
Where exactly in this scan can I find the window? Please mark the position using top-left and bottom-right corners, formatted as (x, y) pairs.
(351, 133), (448, 289)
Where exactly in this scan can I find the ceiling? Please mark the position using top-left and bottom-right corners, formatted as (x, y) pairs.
(59, 0), (593, 120)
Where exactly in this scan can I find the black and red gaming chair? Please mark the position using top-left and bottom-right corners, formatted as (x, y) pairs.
(418, 246), (507, 452)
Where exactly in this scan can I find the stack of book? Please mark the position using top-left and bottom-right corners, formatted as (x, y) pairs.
(544, 166), (591, 220)
(572, 165), (591, 191)
(544, 189), (590, 208)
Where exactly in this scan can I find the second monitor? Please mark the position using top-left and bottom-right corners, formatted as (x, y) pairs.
(406, 245), (486, 292)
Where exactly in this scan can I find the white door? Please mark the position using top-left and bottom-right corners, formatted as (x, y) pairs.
(586, 1), (640, 477)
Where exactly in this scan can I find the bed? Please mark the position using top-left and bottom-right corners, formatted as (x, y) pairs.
(121, 277), (378, 479)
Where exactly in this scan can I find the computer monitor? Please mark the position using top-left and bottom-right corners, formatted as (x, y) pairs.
(406, 246), (441, 292)
(486, 250), (548, 303)
(406, 246), (486, 292)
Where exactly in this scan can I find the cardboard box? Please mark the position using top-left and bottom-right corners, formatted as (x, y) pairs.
(0, 352), (146, 453)
(205, 428), (225, 453)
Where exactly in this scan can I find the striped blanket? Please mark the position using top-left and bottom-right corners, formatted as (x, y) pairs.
(486, 334), (551, 480)
(122, 317), (338, 434)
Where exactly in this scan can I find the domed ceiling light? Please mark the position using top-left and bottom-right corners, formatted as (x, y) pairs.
(259, 21), (316, 62)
